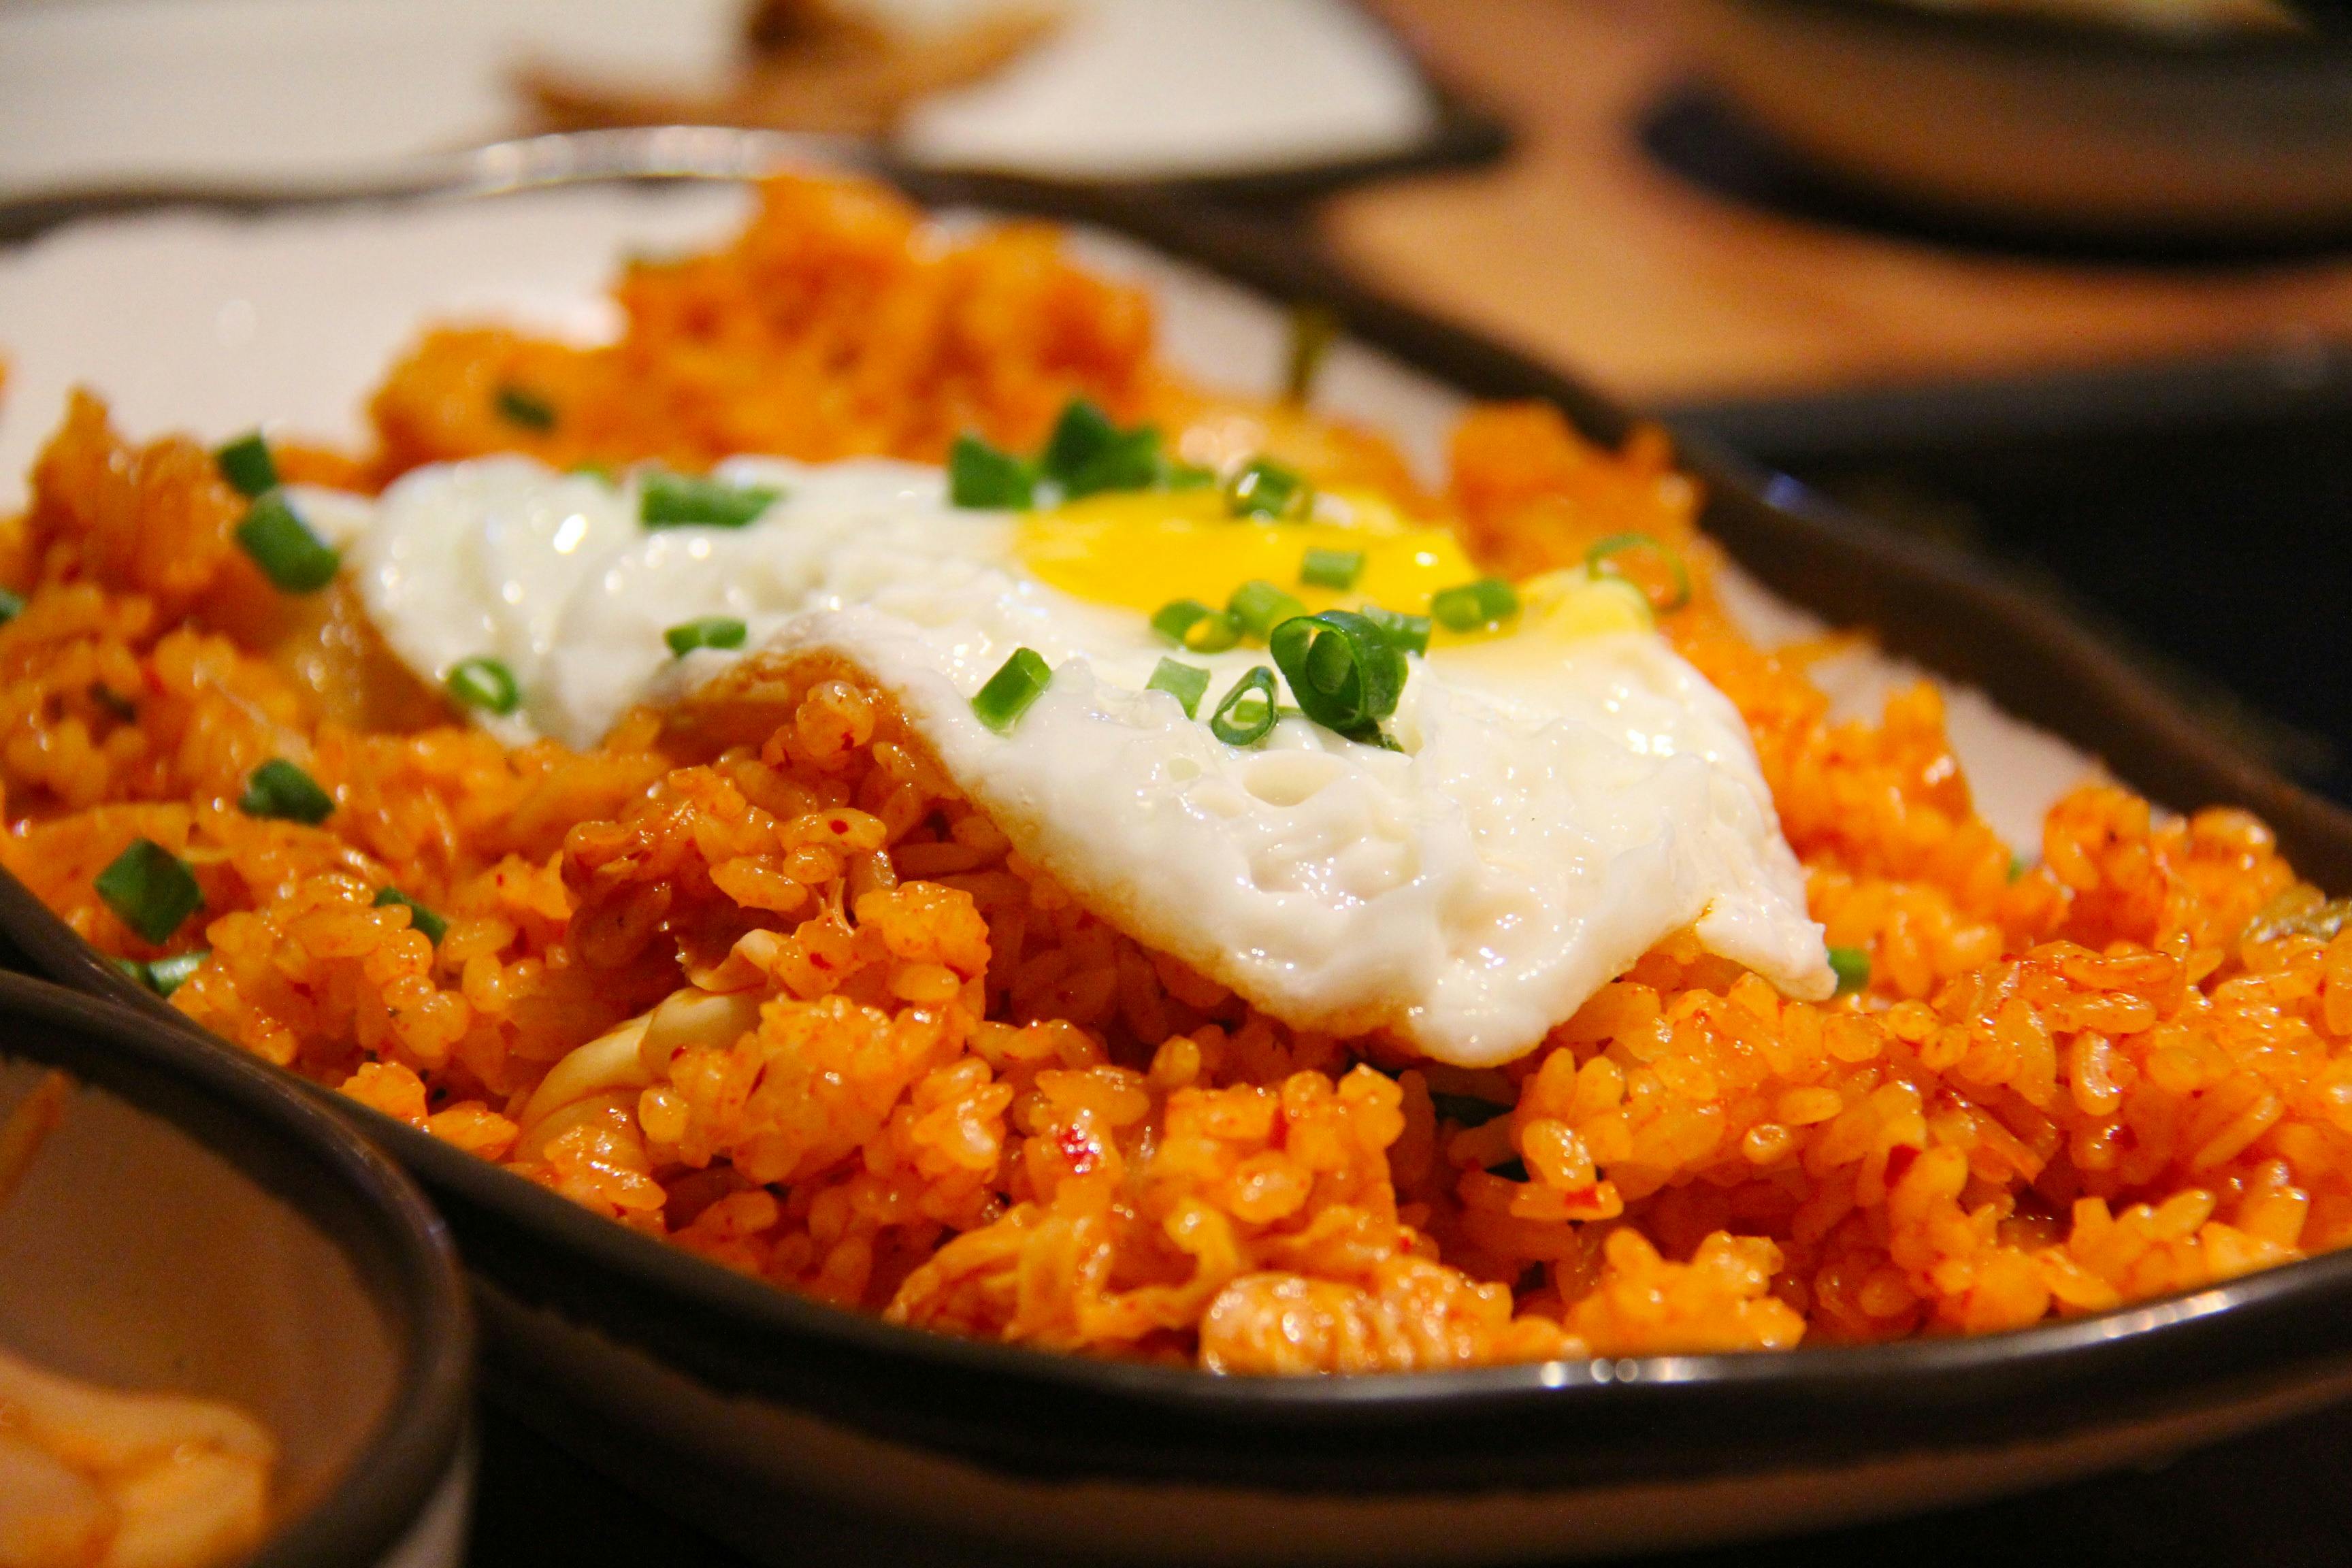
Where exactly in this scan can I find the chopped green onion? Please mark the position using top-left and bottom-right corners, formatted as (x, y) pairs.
(1359, 604), (1431, 657)
(1486, 1157), (1531, 1182)
(494, 385), (558, 432)
(1299, 546), (1366, 590)
(1156, 456), (1217, 491)
(1267, 610), (1404, 746)
(144, 950), (208, 997)
(1828, 945), (1871, 996)
(1149, 598), (1241, 653)
(1430, 577), (1520, 633)
(1432, 1092), (1510, 1128)
(1283, 302), (1341, 406)
(972, 647), (1053, 734)
(1209, 666), (1279, 747)
(1584, 532), (1693, 613)
(2008, 853), (2030, 883)
(1224, 457), (1313, 522)
(1039, 399), (1160, 498)
(0, 588), (22, 626)
(238, 759), (335, 824)
(640, 472), (781, 529)
(111, 956), (150, 990)
(948, 434), (1037, 509)
(234, 493), (340, 593)
(374, 887), (447, 945)
(1226, 580), (1307, 641)
(94, 838), (203, 945)
(214, 431), (278, 498)
(446, 656), (520, 716)
(1145, 657), (1212, 719)
(664, 616), (749, 657)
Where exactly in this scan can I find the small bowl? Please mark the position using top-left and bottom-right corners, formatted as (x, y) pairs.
(0, 973), (474, 1568)
(1676, 0), (2352, 246)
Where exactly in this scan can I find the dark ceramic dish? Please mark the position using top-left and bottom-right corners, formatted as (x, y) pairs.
(4, 137), (2352, 1563)
(0, 972), (473, 1568)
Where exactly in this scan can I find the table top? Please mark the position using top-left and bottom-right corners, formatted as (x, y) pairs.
(1322, 0), (2352, 410)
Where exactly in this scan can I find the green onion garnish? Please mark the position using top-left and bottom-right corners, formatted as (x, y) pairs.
(495, 385), (558, 432)
(2008, 853), (2030, 883)
(1828, 945), (1871, 996)
(214, 431), (278, 499)
(1208, 666), (1279, 747)
(1299, 546), (1365, 590)
(664, 617), (749, 658)
(1149, 599), (1241, 653)
(1226, 580), (1307, 641)
(1224, 458), (1313, 522)
(94, 838), (203, 946)
(972, 647), (1053, 734)
(948, 434), (1037, 509)
(1041, 399), (1162, 499)
(1283, 302), (1340, 406)
(1431, 1092), (1510, 1128)
(0, 588), (22, 626)
(144, 950), (208, 997)
(1145, 657), (1212, 719)
(640, 472), (781, 529)
(1157, 457), (1217, 491)
(1267, 610), (1404, 746)
(238, 759), (334, 825)
(1430, 577), (1520, 633)
(1584, 532), (1692, 613)
(234, 493), (340, 593)
(1360, 604), (1431, 657)
(446, 656), (520, 717)
(374, 887), (447, 945)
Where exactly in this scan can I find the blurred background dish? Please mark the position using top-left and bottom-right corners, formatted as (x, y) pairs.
(0, 973), (472, 1568)
(0, 0), (1492, 196)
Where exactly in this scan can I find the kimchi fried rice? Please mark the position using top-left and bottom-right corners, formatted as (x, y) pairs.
(3, 174), (2349, 1375)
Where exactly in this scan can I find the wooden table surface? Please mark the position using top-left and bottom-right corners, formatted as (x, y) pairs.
(1325, 0), (2352, 410)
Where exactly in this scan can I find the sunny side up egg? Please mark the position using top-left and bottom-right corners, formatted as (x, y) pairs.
(337, 455), (1833, 1068)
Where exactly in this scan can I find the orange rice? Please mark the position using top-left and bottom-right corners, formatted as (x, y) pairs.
(4, 174), (2349, 1373)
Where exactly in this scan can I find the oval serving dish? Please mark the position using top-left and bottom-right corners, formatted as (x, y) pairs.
(3, 135), (2352, 1565)
(0, 970), (473, 1568)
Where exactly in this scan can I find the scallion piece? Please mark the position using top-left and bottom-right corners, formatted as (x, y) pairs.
(234, 493), (340, 593)
(1360, 604), (1431, 657)
(1149, 598), (1241, 653)
(1828, 945), (1871, 996)
(238, 759), (334, 825)
(144, 950), (208, 997)
(94, 838), (203, 945)
(2008, 853), (2031, 883)
(1584, 532), (1693, 612)
(1156, 456), (1217, 491)
(446, 656), (520, 717)
(214, 431), (278, 498)
(640, 472), (781, 529)
(948, 434), (1036, 509)
(972, 647), (1052, 734)
(1430, 577), (1520, 633)
(495, 385), (559, 432)
(1145, 657), (1212, 719)
(1208, 666), (1279, 747)
(1224, 457), (1313, 522)
(1226, 580), (1306, 641)
(1040, 399), (1162, 498)
(1282, 302), (1340, 406)
(664, 617), (749, 657)
(1267, 610), (1403, 746)
(0, 588), (22, 626)
(1299, 546), (1365, 590)
(374, 887), (447, 945)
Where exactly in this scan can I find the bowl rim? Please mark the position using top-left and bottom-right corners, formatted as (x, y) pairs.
(0, 970), (474, 1565)
(5, 135), (2352, 1494)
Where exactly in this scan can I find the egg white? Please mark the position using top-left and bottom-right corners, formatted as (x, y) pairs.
(348, 456), (1831, 1066)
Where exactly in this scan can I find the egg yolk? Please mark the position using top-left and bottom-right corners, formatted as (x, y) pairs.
(1017, 486), (1479, 622)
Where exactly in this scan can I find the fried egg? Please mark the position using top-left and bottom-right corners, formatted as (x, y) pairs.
(349, 455), (1831, 1066)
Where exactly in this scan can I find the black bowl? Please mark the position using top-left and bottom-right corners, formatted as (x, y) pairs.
(0, 973), (472, 1568)
(3, 144), (2352, 1563)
